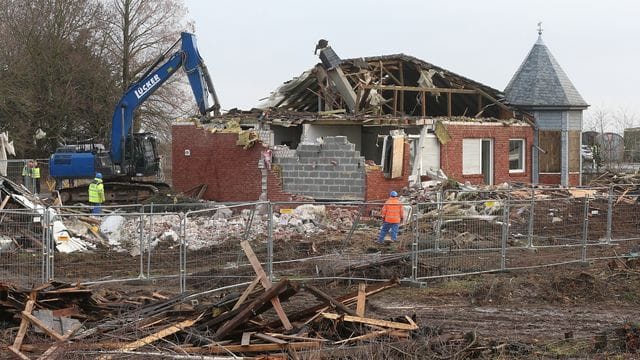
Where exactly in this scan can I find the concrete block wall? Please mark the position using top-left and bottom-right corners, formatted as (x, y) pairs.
(274, 136), (365, 200)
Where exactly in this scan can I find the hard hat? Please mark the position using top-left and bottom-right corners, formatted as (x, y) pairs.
(95, 172), (103, 179)
(390, 191), (398, 197)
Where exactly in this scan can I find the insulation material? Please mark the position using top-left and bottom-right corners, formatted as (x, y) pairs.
(0, 132), (15, 177)
(434, 121), (451, 145)
(236, 130), (259, 149)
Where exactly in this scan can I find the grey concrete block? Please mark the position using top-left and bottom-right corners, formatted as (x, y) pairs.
(309, 171), (318, 178)
(318, 171), (328, 178)
(324, 178), (336, 185)
(319, 185), (328, 192)
(339, 186), (350, 192)
(297, 144), (321, 152)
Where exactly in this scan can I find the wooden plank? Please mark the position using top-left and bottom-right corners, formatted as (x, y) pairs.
(253, 332), (288, 344)
(213, 279), (289, 340)
(303, 284), (357, 316)
(22, 312), (66, 341)
(320, 313), (418, 330)
(362, 84), (477, 94)
(0, 193), (10, 210)
(240, 241), (292, 330)
(232, 275), (262, 311)
(241, 332), (253, 346)
(185, 341), (322, 354)
(391, 136), (404, 178)
(264, 333), (329, 342)
(11, 299), (35, 350)
(117, 317), (199, 352)
(356, 283), (366, 317)
(447, 92), (452, 116)
(334, 329), (395, 344)
(421, 91), (426, 116)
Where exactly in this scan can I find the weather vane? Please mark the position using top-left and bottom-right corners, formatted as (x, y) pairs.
(537, 21), (543, 36)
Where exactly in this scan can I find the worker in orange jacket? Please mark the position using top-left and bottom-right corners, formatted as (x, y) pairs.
(376, 191), (404, 244)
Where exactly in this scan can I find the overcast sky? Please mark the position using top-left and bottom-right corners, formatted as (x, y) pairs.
(184, 0), (640, 128)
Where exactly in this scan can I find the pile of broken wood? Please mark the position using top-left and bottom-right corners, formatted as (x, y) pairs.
(1, 241), (419, 359)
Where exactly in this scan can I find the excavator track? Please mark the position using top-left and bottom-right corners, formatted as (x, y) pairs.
(58, 181), (172, 205)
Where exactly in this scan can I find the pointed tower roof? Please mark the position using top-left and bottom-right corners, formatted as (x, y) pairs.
(505, 32), (588, 108)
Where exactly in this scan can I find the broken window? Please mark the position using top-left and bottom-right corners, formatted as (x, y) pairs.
(509, 139), (525, 172)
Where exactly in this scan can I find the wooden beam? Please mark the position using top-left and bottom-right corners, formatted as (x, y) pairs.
(362, 84), (477, 94)
(22, 312), (66, 341)
(240, 241), (292, 330)
(115, 317), (200, 353)
(232, 275), (263, 311)
(320, 313), (418, 330)
(447, 92), (452, 116)
(184, 341), (322, 354)
(399, 61), (404, 114)
(253, 332), (288, 345)
(213, 279), (289, 340)
(356, 283), (366, 317)
(421, 91), (426, 117)
(303, 284), (357, 316)
(393, 89), (398, 116)
(0, 193), (10, 210)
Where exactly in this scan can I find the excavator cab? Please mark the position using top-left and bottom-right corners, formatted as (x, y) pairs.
(123, 133), (160, 177)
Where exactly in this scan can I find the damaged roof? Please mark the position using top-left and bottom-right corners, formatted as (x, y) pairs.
(504, 35), (588, 108)
(260, 50), (525, 120)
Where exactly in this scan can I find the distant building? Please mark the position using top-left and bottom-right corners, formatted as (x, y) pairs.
(504, 29), (589, 186)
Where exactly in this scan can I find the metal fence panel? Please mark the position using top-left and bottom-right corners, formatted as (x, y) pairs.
(0, 209), (45, 286)
(182, 203), (264, 292)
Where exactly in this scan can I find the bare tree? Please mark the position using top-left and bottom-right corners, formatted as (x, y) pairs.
(0, 0), (119, 157)
(101, 0), (195, 138)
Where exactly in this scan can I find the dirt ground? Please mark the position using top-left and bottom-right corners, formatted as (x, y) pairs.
(361, 259), (640, 358)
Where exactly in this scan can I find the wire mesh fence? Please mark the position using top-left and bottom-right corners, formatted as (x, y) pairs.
(2, 186), (640, 291)
(0, 209), (45, 287)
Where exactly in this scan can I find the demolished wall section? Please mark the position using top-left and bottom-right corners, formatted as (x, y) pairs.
(365, 142), (411, 201)
(172, 123), (292, 201)
(274, 136), (365, 200)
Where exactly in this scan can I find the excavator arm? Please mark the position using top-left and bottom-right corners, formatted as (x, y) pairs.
(111, 32), (220, 166)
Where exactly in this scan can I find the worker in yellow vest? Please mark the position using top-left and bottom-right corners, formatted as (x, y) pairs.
(88, 173), (105, 214)
(21, 160), (31, 188)
(376, 191), (404, 245)
(31, 161), (41, 195)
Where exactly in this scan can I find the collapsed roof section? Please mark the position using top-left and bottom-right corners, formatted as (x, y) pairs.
(261, 47), (530, 122)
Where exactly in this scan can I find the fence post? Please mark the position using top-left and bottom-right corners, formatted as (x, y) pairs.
(46, 209), (54, 282)
(243, 203), (257, 241)
(582, 196), (590, 263)
(435, 191), (443, 251)
(527, 186), (535, 248)
(411, 205), (418, 282)
(179, 213), (187, 293)
(605, 185), (613, 244)
(147, 203), (153, 278)
(501, 197), (510, 271)
(42, 207), (50, 283)
(138, 211), (145, 279)
(267, 202), (274, 282)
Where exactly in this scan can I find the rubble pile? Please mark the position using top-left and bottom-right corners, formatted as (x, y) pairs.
(0, 242), (422, 359)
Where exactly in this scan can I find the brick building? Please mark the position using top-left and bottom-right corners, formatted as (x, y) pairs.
(172, 45), (540, 201)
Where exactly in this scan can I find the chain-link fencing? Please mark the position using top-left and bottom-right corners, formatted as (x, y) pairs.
(2, 186), (640, 291)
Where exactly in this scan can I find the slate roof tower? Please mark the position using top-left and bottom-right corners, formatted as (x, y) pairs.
(505, 26), (588, 186)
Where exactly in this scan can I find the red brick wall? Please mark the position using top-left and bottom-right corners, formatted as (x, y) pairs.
(440, 123), (533, 185)
(171, 124), (291, 201)
(365, 142), (411, 201)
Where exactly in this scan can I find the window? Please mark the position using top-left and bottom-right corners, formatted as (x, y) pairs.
(462, 139), (482, 175)
(509, 139), (525, 172)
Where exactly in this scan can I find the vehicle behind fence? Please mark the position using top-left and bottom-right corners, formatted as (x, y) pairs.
(1, 187), (639, 292)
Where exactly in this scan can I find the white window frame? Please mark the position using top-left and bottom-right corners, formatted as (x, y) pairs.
(509, 139), (525, 173)
(462, 139), (482, 175)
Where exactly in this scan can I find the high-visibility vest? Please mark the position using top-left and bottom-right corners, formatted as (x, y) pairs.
(381, 197), (403, 223)
(88, 179), (105, 204)
(22, 165), (30, 176)
(31, 167), (40, 179)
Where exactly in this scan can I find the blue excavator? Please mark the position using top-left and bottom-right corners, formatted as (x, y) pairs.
(49, 32), (220, 203)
